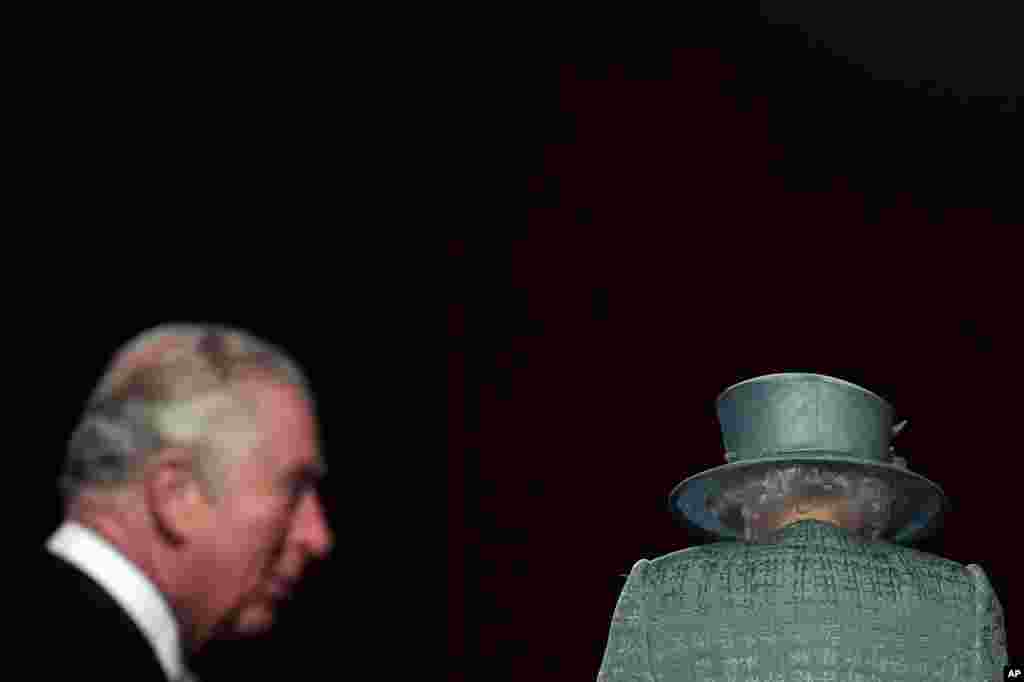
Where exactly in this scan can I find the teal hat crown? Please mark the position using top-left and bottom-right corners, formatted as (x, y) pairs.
(668, 373), (948, 545)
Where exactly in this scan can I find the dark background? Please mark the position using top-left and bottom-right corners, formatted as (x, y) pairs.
(453, 7), (1020, 682)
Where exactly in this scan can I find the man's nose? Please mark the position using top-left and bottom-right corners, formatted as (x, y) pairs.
(294, 491), (334, 560)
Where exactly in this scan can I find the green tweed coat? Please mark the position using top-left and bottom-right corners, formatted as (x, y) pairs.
(597, 520), (1007, 682)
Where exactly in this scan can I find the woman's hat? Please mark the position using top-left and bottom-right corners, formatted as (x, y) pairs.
(667, 373), (948, 545)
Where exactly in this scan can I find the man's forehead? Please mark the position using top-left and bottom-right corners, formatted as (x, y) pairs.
(240, 379), (323, 458)
(245, 444), (326, 480)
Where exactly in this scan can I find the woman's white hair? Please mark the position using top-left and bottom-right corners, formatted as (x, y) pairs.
(706, 463), (894, 542)
(59, 323), (313, 508)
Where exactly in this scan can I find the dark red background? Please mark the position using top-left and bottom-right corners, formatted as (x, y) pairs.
(453, 15), (1020, 682)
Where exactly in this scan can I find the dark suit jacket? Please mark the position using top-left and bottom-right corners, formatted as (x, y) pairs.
(28, 548), (172, 681)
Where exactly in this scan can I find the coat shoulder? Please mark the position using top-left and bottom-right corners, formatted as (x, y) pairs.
(27, 548), (172, 680)
(646, 540), (745, 574)
(644, 537), (976, 582)
(875, 539), (971, 574)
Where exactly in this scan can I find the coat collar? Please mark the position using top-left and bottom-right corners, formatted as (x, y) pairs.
(45, 520), (186, 681)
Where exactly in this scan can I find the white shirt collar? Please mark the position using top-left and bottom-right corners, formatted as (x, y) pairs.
(46, 520), (185, 681)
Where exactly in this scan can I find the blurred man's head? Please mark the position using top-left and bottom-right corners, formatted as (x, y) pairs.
(60, 324), (334, 651)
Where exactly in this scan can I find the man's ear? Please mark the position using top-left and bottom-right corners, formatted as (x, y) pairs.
(144, 447), (209, 544)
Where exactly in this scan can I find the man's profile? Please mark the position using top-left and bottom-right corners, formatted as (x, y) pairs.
(35, 323), (334, 681)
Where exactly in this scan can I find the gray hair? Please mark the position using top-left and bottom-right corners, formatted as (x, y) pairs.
(59, 323), (314, 508)
(706, 463), (894, 542)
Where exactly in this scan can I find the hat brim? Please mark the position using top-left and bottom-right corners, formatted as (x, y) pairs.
(667, 455), (949, 545)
